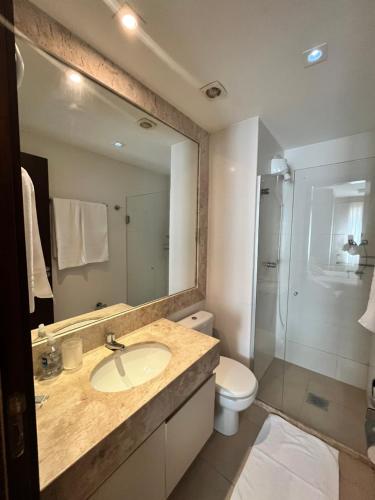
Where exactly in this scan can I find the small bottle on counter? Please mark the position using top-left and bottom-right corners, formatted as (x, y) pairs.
(38, 323), (47, 339)
(40, 333), (62, 380)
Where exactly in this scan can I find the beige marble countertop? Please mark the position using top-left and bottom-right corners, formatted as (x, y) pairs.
(34, 318), (220, 499)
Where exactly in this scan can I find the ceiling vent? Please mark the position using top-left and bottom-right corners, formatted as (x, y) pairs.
(138, 117), (157, 130)
(200, 81), (227, 100)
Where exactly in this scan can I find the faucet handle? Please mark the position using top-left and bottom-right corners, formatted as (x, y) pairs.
(106, 332), (116, 343)
(104, 332), (126, 352)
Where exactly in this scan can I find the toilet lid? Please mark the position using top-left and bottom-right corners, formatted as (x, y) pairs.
(214, 356), (257, 398)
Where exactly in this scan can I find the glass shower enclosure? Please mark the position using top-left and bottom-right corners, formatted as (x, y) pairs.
(253, 158), (375, 454)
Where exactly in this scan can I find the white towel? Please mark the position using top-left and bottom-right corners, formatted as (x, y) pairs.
(359, 268), (375, 333)
(52, 198), (85, 270)
(52, 198), (108, 270)
(81, 201), (109, 265)
(231, 414), (339, 500)
(21, 168), (53, 313)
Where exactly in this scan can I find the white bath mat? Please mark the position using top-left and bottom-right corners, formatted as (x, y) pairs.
(230, 414), (339, 500)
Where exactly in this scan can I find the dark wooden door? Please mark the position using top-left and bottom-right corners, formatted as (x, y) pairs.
(21, 152), (54, 329)
(0, 0), (40, 497)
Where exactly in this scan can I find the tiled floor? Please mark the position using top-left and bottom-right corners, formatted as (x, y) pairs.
(169, 405), (375, 500)
(258, 358), (368, 454)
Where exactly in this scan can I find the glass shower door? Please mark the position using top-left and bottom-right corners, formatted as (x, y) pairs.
(281, 158), (375, 452)
(253, 174), (293, 409)
(254, 158), (375, 453)
(286, 160), (374, 388)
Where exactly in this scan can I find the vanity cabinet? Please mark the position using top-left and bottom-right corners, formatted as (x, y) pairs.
(165, 375), (215, 496)
(89, 376), (215, 500)
(90, 423), (166, 500)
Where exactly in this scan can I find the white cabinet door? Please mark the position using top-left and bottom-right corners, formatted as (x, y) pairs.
(90, 424), (166, 500)
(165, 376), (215, 497)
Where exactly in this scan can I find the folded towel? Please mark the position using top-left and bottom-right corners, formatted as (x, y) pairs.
(81, 201), (109, 265)
(52, 198), (108, 270)
(52, 198), (85, 270)
(21, 168), (53, 313)
(359, 268), (375, 333)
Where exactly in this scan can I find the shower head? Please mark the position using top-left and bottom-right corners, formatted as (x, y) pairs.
(271, 158), (288, 175)
(270, 157), (291, 181)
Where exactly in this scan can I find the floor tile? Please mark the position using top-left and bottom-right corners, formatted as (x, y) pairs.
(259, 358), (368, 454)
(281, 378), (307, 419)
(258, 373), (284, 409)
(300, 399), (367, 453)
(283, 361), (312, 389)
(339, 479), (373, 500)
(242, 403), (268, 426)
(168, 456), (232, 500)
(264, 357), (285, 378)
(170, 401), (375, 500)
(339, 452), (375, 499)
(200, 416), (261, 482)
(308, 375), (367, 416)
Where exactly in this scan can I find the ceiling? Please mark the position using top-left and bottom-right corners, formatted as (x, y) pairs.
(17, 38), (188, 175)
(30, 0), (375, 150)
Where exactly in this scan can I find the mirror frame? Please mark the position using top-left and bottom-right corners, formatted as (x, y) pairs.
(14, 0), (209, 345)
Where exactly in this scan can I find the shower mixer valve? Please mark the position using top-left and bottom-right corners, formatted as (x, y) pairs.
(343, 234), (368, 255)
(263, 261), (278, 269)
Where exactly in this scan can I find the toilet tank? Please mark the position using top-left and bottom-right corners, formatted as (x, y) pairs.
(177, 311), (214, 336)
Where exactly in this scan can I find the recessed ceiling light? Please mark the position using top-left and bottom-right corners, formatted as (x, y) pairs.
(113, 141), (124, 148)
(200, 81), (228, 100)
(138, 118), (157, 129)
(307, 49), (322, 63)
(121, 13), (138, 30)
(68, 71), (82, 84)
(349, 180), (365, 185)
(303, 43), (328, 67)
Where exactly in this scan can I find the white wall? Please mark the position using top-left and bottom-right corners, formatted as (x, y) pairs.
(169, 140), (198, 295)
(286, 130), (375, 170)
(206, 117), (259, 365)
(21, 129), (169, 322)
(257, 121), (283, 175)
(284, 131), (375, 390)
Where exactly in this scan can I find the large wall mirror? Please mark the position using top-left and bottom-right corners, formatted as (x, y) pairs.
(16, 38), (200, 340)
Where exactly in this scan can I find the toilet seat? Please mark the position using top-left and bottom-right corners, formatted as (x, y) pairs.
(214, 356), (257, 398)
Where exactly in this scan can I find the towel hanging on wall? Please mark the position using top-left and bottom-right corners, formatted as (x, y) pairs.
(52, 198), (109, 270)
(80, 201), (109, 265)
(21, 167), (53, 313)
(359, 268), (375, 333)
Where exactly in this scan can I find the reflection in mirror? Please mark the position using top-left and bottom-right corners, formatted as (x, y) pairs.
(325, 180), (370, 269)
(16, 39), (199, 340)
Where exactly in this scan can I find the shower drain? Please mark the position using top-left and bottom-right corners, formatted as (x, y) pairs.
(306, 392), (330, 411)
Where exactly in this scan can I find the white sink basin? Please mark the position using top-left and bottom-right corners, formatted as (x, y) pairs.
(90, 342), (171, 393)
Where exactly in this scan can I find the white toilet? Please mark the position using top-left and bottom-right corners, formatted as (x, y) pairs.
(178, 311), (258, 436)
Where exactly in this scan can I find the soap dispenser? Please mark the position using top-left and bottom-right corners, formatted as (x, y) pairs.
(40, 333), (62, 380)
(38, 323), (47, 339)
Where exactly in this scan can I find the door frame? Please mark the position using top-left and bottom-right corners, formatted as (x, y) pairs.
(0, 0), (40, 497)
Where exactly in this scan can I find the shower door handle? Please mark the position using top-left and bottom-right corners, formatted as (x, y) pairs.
(263, 261), (277, 269)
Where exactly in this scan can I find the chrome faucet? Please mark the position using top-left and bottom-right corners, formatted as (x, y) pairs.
(105, 333), (126, 352)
